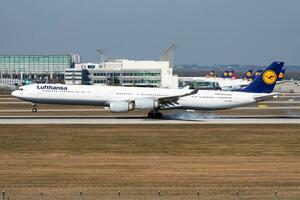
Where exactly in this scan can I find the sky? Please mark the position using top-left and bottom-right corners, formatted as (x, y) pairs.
(0, 0), (300, 65)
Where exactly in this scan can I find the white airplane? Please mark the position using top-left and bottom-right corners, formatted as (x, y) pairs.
(180, 68), (286, 91)
(180, 76), (251, 91)
(203, 77), (250, 91)
(12, 62), (284, 118)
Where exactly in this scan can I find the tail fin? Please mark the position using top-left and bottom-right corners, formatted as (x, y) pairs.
(207, 71), (216, 77)
(241, 62), (284, 93)
(222, 71), (229, 78)
(253, 69), (263, 78)
(277, 68), (285, 81)
(242, 69), (253, 81)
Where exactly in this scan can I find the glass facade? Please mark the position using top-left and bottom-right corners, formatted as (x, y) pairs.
(91, 70), (162, 86)
(178, 80), (220, 90)
(93, 72), (161, 77)
(0, 55), (72, 74)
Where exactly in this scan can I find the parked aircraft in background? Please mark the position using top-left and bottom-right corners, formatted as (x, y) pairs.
(181, 68), (286, 91)
(12, 62), (284, 118)
(179, 76), (250, 91)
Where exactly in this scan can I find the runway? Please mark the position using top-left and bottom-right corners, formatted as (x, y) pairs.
(1, 114), (300, 124)
(1, 106), (300, 113)
(0, 94), (299, 124)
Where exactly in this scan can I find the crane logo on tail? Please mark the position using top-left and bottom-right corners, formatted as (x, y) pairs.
(262, 70), (277, 85)
(278, 72), (284, 79)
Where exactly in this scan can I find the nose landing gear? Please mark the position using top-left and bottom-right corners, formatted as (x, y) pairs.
(147, 110), (163, 119)
(32, 103), (38, 113)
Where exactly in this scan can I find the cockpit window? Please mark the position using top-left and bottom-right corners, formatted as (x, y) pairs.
(18, 88), (23, 91)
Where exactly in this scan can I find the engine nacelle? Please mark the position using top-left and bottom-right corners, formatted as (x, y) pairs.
(110, 101), (134, 113)
(135, 98), (159, 109)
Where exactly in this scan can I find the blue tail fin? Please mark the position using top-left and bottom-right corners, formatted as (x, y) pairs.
(277, 68), (285, 81)
(242, 70), (253, 79)
(253, 69), (263, 78)
(241, 62), (284, 93)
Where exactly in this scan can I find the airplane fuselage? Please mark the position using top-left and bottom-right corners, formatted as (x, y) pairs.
(12, 84), (259, 110)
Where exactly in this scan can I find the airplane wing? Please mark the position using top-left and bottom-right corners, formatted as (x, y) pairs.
(253, 93), (279, 102)
(156, 88), (199, 109)
(158, 88), (199, 103)
(127, 88), (199, 110)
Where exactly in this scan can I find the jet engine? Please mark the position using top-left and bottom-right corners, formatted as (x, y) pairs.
(110, 101), (134, 112)
(134, 98), (159, 109)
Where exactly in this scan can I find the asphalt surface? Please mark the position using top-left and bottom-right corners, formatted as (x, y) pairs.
(0, 93), (299, 124)
(0, 114), (299, 124)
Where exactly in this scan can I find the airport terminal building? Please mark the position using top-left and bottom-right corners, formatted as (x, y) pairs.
(0, 54), (80, 84)
(65, 43), (178, 88)
(0, 44), (178, 88)
(65, 59), (179, 89)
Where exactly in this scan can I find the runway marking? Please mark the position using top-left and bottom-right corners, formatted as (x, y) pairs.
(0, 115), (299, 124)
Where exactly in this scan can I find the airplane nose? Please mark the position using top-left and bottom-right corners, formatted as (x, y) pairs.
(11, 90), (18, 97)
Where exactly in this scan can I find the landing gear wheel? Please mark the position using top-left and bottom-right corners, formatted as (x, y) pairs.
(148, 112), (154, 118)
(156, 112), (163, 119)
(147, 110), (163, 119)
(32, 103), (37, 113)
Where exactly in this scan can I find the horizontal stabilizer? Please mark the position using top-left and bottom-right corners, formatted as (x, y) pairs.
(254, 93), (279, 102)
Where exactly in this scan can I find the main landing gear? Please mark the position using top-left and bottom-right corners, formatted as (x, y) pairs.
(32, 103), (38, 113)
(147, 110), (163, 119)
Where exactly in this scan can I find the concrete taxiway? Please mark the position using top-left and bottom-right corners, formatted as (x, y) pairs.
(0, 115), (299, 124)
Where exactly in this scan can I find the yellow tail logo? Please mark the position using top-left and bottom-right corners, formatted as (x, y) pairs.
(262, 70), (277, 85)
